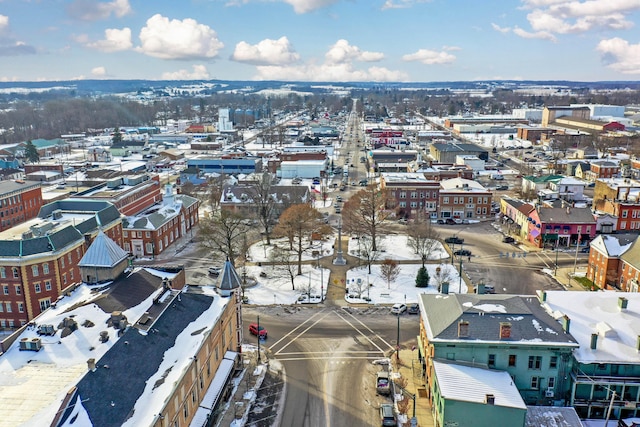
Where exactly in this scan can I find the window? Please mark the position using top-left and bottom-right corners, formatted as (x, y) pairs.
(411, 192), (417, 198)
(2, 285), (8, 295)
(399, 192), (406, 199)
(528, 356), (542, 370)
(410, 202), (418, 208)
(5, 302), (11, 312)
(488, 354), (496, 368)
(508, 355), (516, 367)
(39, 298), (51, 312)
(622, 210), (628, 218)
(548, 377), (556, 389)
(45, 281), (51, 291)
(43, 263), (49, 274)
(14, 285), (21, 295)
(18, 302), (23, 313)
(399, 202), (406, 208)
(61, 258), (65, 269)
(0, 303), (3, 312)
(531, 376), (540, 389)
(443, 197), (449, 204)
(123, 231), (128, 237)
(549, 356), (558, 369)
(146, 243), (153, 254)
(34, 283), (41, 293)
(145, 231), (151, 238)
(32, 265), (39, 276)
(12, 268), (18, 278)
(0, 267), (5, 278)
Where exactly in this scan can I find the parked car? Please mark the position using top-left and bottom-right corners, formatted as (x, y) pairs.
(437, 219), (445, 224)
(208, 266), (222, 276)
(453, 249), (472, 256)
(248, 323), (268, 339)
(445, 218), (457, 225)
(380, 404), (396, 427)
(390, 303), (407, 315)
(336, 195), (343, 202)
(407, 303), (419, 315)
(376, 371), (391, 395)
(581, 246), (591, 253)
(445, 237), (464, 244)
(496, 185), (509, 191)
(502, 236), (515, 244)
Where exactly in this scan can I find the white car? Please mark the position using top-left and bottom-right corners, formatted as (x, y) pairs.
(208, 267), (222, 276)
(390, 303), (407, 315)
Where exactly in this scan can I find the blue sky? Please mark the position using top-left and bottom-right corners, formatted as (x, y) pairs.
(1, 0), (639, 82)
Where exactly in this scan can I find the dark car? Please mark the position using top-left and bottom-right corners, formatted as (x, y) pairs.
(445, 218), (457, 225)
(496, 185), (509, 191)
(248, 323), (267, 339)
(407, 303), (419, 315)
(445, 237), (464, 244)
(454, 249), (472, 256)
(502, 236), (515, 244)
(437, 219), (445, 224)
(581, 246), (591, 253)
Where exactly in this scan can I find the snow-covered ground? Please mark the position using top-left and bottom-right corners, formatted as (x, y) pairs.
(347, 235), (449, 262)
(239, 234), (466, 306)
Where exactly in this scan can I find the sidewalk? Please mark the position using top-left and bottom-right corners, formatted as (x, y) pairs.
(393, 349), (433, 427)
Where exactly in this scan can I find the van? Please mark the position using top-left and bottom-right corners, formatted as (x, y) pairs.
(379, 404), (396, 426)
(491, 174), (504, 180)
(376, 371), (390, 395)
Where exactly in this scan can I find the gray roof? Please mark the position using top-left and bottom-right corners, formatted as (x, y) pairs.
(221, 184), (309, 205)
(72, 292), (214, 427)
(419, 294), (578, 346)
(0, 180), (40, 196)
(537, 207), (596, 224)
(218, 259), (242, 291)
(525, 406), (584, 427)
(78, 231), (128, 268)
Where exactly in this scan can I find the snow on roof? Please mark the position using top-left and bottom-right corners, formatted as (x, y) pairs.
(542, 291), (640, 364)
(0, 268), (191, 426)
(590, 234), (636, 257)
(440, 177), (486, 191)
(433, 360), (526, 409)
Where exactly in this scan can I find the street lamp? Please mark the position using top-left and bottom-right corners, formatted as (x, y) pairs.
(396, 314), (400, 362)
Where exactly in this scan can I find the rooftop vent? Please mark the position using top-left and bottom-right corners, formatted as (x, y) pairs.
(619, 297), (629, 311)
(19, 337), (42, 352)
(457, 320), (470, 338)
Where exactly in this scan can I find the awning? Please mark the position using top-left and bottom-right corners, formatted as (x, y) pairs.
(190, 352), (238, 427)
(530, 228), (540, 238)
(543, 233), (559, 241)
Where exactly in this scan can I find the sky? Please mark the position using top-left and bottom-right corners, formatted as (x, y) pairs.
(1, 0), (640, 83)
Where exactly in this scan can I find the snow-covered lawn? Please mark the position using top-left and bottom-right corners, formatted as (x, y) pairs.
(345, 263), (467, 305)
(347, 234), (449, 262)
(247, 236), (335, 263)
(240, 264), (330, 305)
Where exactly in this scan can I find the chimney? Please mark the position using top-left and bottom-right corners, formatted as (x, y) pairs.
(561, 315), (571, 333)
(485, 394), (495, 405)
(499, 322), (512, 340)
(590, 333), (598, 350)
(618, 297), (629, 311)
(441, 282), (450, 294)
(458, 320), (470, 338)
(538, 290), (547, 303)
(87, 358), (96, 371)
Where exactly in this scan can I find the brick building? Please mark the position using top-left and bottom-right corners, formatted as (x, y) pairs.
(122, 185), (199, 258)
(0, 199), (122, 328)
(0, 180), (43, 232)
(75, 173), (162, 216)
(586, 234), (638, 290)
(438, 178), (492, 221)
(379, 173), (440, 219)
(585, 160), (620, 181)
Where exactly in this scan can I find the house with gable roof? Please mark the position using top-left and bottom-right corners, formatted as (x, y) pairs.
(586, 234), (637, 290)
(417, 293), (579, 409)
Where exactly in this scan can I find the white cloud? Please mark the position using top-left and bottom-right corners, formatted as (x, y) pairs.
(138, 14), (224, 60)
(91, 66), (107, 77)
(161, 64), (211, 80)
(381, 0), (431, 10)
(402, 48), (456, 65)
(0, 15), (8, 32)
(522, 0), (639, 35)
(67, 0), (131, 21)
(491, 23), (511, 33)
(255, 63), (407, 82)
(231, 37), (300, 65)
(512, 26), (557, 41)
(325, 39), (384, 64)
(282, 0), (340, 14)
(596, 37), (640, 74)
(85, 27), (132, 52)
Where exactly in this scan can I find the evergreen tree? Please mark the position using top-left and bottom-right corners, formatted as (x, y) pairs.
(24, 140), (39, 163)
(112, 126), (122, 144)
(415, 266), (430, 288)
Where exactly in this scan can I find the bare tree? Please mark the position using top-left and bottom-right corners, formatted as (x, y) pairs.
(342, 184), (390, 251)
(274, 204), (331, 275)
(407, 215), (440, 267)
(251, 172), (279, 245)
(269, 245), (296, 290)
(380, 258), (400, 289)
(351, 277), (368, 299)
(433, 264), (453, 292)
(357, 235), (383, 274)
(205, 172), (227, 212)
(198, 210), (249, 266)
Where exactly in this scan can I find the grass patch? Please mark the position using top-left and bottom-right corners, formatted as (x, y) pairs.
(573, 276), (597, 290)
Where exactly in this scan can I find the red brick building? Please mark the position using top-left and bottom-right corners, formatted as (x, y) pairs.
(122, 188), (199, 258)
(438, 178), (492, 220)
(0, 200), (122, 328)
(76, 173), (162, 216)
(0, 180), (44, 232)
(586, 234), (637, 290)
(585, 160), (619, 181)
(380, 173), (440, 219)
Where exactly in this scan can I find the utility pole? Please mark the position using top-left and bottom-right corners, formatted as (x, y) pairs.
(257, 315), (261, 364)
(459, 257), (463, 290)
(396, 314), (400, 361)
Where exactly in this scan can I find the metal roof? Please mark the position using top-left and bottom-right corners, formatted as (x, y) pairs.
(78, 231), (128, 268)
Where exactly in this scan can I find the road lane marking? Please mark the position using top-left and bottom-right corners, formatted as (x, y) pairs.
(271, 309), (333, 355)
(334, 310), (390, 352)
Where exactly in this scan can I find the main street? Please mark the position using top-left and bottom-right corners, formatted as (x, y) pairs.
(243, 306), (419, 427)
